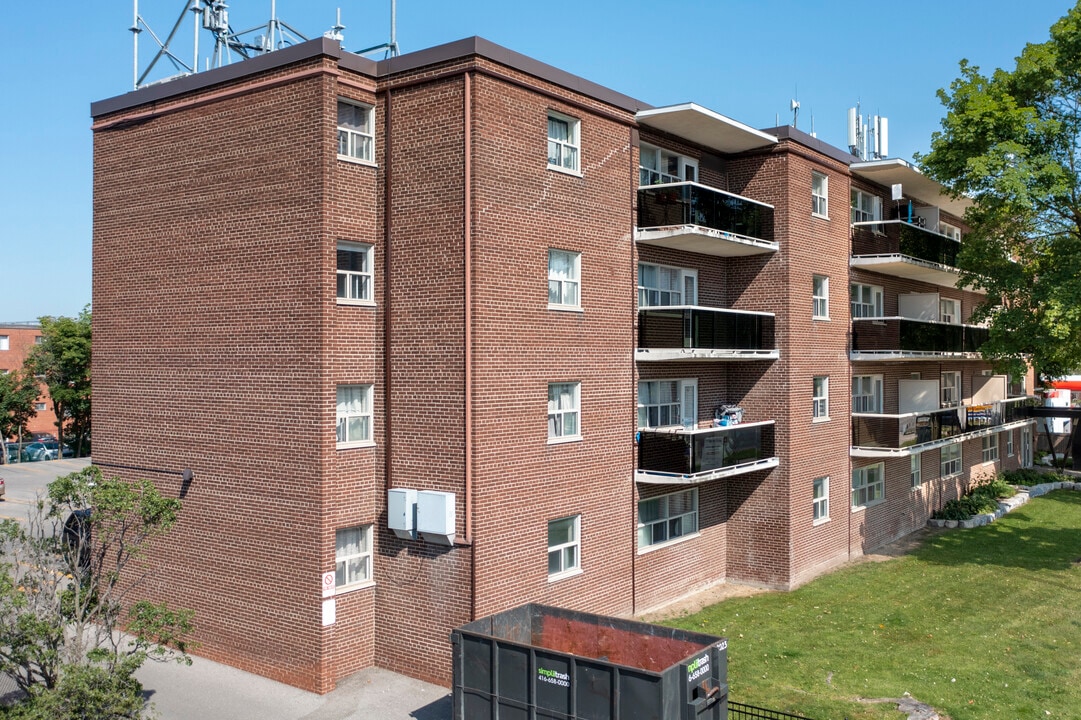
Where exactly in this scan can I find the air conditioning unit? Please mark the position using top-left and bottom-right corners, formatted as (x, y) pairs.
(387, 488), (417, 540)
(417, 490), (456, 545)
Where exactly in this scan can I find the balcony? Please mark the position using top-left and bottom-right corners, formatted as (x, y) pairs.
(850, 317), (986, 360)
(851, 397), (1038, 456)
(636, 182), (776, 256)
(637, 306), (778, 361)
(850, 220), (961, 288)
(637, 421), (778, 484)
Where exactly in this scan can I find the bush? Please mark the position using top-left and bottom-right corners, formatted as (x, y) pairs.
(932, 474), (1016, 520)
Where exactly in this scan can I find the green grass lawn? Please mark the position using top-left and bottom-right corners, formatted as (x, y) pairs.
(664, 491), (1081, 720)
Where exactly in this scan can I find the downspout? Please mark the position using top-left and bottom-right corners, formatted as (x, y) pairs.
(629, 125), (638, 616)
(384, 89), (394, 509)
(464, 71), (476, 621)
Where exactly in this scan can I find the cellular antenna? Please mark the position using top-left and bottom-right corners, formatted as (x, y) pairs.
(355, 0), (400, 58)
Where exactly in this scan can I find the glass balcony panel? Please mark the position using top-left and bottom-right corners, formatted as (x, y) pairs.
(852, 398), (1038, 450)
(638, 422), (775, 478)
(851, 318), (986, 355)
(639, 307), (775, 352)
(851, 220), (960, 267)
(637, 183), (773, 244)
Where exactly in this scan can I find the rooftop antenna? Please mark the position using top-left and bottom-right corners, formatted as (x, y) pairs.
(810, 111), (816, 139)
(355, 0), (399, 58)
(324, 8), (345, 42)
(790, 98), (800, 129)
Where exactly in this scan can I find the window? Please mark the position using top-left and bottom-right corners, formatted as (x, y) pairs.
(0, 335), (8, 351)
(813, 477), (830, 524)
(982, 435), (999, 463)
(336, 384), (372, 446)
(639, 144), (697, 186)
(548, 382), (580, 440)
(812, 275), (829, 319)
(811, 172), (828, 218)
(638, 379), (696, 429)
(850, 283), (884, 318)
(813, 376), (829, 420)
(548, 250), (581, 309)
(941, 443), (962, 477)
(910, 453), (922, 488)
(335, 525), (373, 588)
(851, 464), (884, 508)
(547, 112), (580, 173)
(1006, 430), (1015, 457)
(336, 242), (373, 303)
(337, 100), (374, 163)
(941, 371), (961, 406)
(638, 489), (698, 548)
(851, 375), (883, 413)
(940, 222), (961, 241)
(34, 402), (47, 412)
(1009, 373), (1027, 396)
(33, 336), (43, 345)
(638, 263), (696, 307)
(548, 515), (580, 577)
(850, 189), (883, 231)
(939, 297), (960, 325)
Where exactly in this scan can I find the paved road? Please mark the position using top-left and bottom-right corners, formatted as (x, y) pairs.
(0, 457), (92, 523)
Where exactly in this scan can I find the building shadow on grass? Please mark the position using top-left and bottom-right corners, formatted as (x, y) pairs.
(913, 491), (1081, 572)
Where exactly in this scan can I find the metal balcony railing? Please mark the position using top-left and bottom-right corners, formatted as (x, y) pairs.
(638, 306), (776, 359)
(637, 421), (776, 482)
(851, 219), (960, 267)
(851, 397), (1038, 451)
(851, 318), (986, 357)
(637, 182), (773, 244)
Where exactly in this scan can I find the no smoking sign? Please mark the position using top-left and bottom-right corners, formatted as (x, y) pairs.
(321, 571), (336, 598)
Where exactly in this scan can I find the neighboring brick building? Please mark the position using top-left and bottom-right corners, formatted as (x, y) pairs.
(0, 322), (59, 441)
(90, 37), (1036, 692)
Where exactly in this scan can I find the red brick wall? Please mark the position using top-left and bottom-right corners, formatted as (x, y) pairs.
(0, 326), (59, 439)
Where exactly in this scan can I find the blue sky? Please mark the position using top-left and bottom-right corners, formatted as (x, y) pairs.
(0, 0), (1072, 321)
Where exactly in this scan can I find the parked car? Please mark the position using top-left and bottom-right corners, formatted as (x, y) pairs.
(2, 441), (19, 464)
(20, 442), (72, 462)
(0, 476), (5, 500)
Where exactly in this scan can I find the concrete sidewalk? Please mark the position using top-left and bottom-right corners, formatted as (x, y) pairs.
(136, 654), (451, 720)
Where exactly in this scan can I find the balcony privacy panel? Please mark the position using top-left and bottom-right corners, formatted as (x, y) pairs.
(637, 184), (773, 243)
(851, 319), (985, 354)
(638, 423), (775, 476)
(852, 399), (1036, 449)
(639, 308), (775, 351)
(851, 222), (960, 267)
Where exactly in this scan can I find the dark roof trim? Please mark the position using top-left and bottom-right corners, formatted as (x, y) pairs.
(765, 125), (860, 166)
(92, 35), (650, 119)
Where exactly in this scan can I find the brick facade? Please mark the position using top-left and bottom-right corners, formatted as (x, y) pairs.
(0, 324), (58, 441)
(91, 36), (1037, 693)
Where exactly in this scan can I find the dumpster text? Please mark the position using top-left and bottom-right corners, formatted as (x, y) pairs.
(538, 667), (570, 688)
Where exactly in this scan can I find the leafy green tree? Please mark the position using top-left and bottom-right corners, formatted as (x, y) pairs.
(24, 307), (91, 456)
(0, 369), (39, 450)
(0, 466), (193, 717)
(919, 3), (1081, 381)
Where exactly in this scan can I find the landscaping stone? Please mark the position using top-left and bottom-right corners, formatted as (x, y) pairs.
(945, 520), (958, 528)
(928, 518), (945, 528)
(927, 481), (1080, 532)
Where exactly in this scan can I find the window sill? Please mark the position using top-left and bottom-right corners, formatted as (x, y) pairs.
(637, 531), (700, 555)
(335, 580), (375, 595)
(547, 567), (583, 583)
(337, 298), (376, 308)
(812, 316), (830, 322)
(812, 416), (831, 424)
(812, 517), (830, 527)
(548, 304), (583, 313)
(547, 434), (583, 446)
(850, 499), (884, 513)
(941, 472), (962, 480)
(336, 440), (376, 450)
(547, 164), (583, 178)
(337, 155), (378, 168)
(812, 212), (829, 221)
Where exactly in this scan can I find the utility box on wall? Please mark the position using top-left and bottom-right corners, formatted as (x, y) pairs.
(387, 488), (417, 540)
(417, 490), (456, 545)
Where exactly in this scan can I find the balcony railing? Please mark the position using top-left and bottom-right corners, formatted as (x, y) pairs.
(850, 220), (962, 287)
(637, 421), (777, 483)
(851, 397), (1038, 453)
(850, 317), (986, 358)
(637, 306), (777, 360)
(636, 182), (775, 255)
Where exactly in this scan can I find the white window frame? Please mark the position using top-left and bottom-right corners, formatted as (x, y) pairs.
(548, 515), (581, 579)
(638, 379), (697, 429)
(940, 221), (961, 241)
(850, 189), (883, 232)
(851, 375), (883, 414)
(1006, 430), (1015, 457)
(851, 463), (885, 509)
(336, 384), (374, 448)
(812, 275), (829, 319)
(813, 376), (829, 421)
(34, 402), (47, 412)
(547, 111), (580, 174)
(941, 443), (962, 478)
(0, 335), (8, 351)
(337, 100), (375, 164)
(639, 144), (698, 186)
(982, 434), (999, 463)
(811, 172), (829, 218)
(638, 262), (697, 307)
(548, 382), (581, 442)
(850, 283), (884, 319)
(638, 488), (699, 550)
(335, 524), (374, 590)
(336, 241), (374, 305)
(939, 297), (960, 325)
(941, 371), (961, 407)
(548, 249), (581, 310)
(910, 453), (922, 488)
(813, 477), (830, 525)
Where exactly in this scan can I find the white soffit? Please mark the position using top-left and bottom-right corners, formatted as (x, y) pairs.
(637, 103), (778, 154)
(851, 159), (970, 217)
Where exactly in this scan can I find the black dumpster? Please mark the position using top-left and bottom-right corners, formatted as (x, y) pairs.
(451, 603), (727, 720)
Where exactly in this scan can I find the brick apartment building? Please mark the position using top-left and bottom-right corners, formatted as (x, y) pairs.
(90, 37), (1036, 692)
(0, 323), (59, 441)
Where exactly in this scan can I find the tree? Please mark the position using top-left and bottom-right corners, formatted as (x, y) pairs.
(0, 466), (193, 717)
(25, 307), (92, 456)
(0, 369), (39, 450)
(919, 2), (1081, 381)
